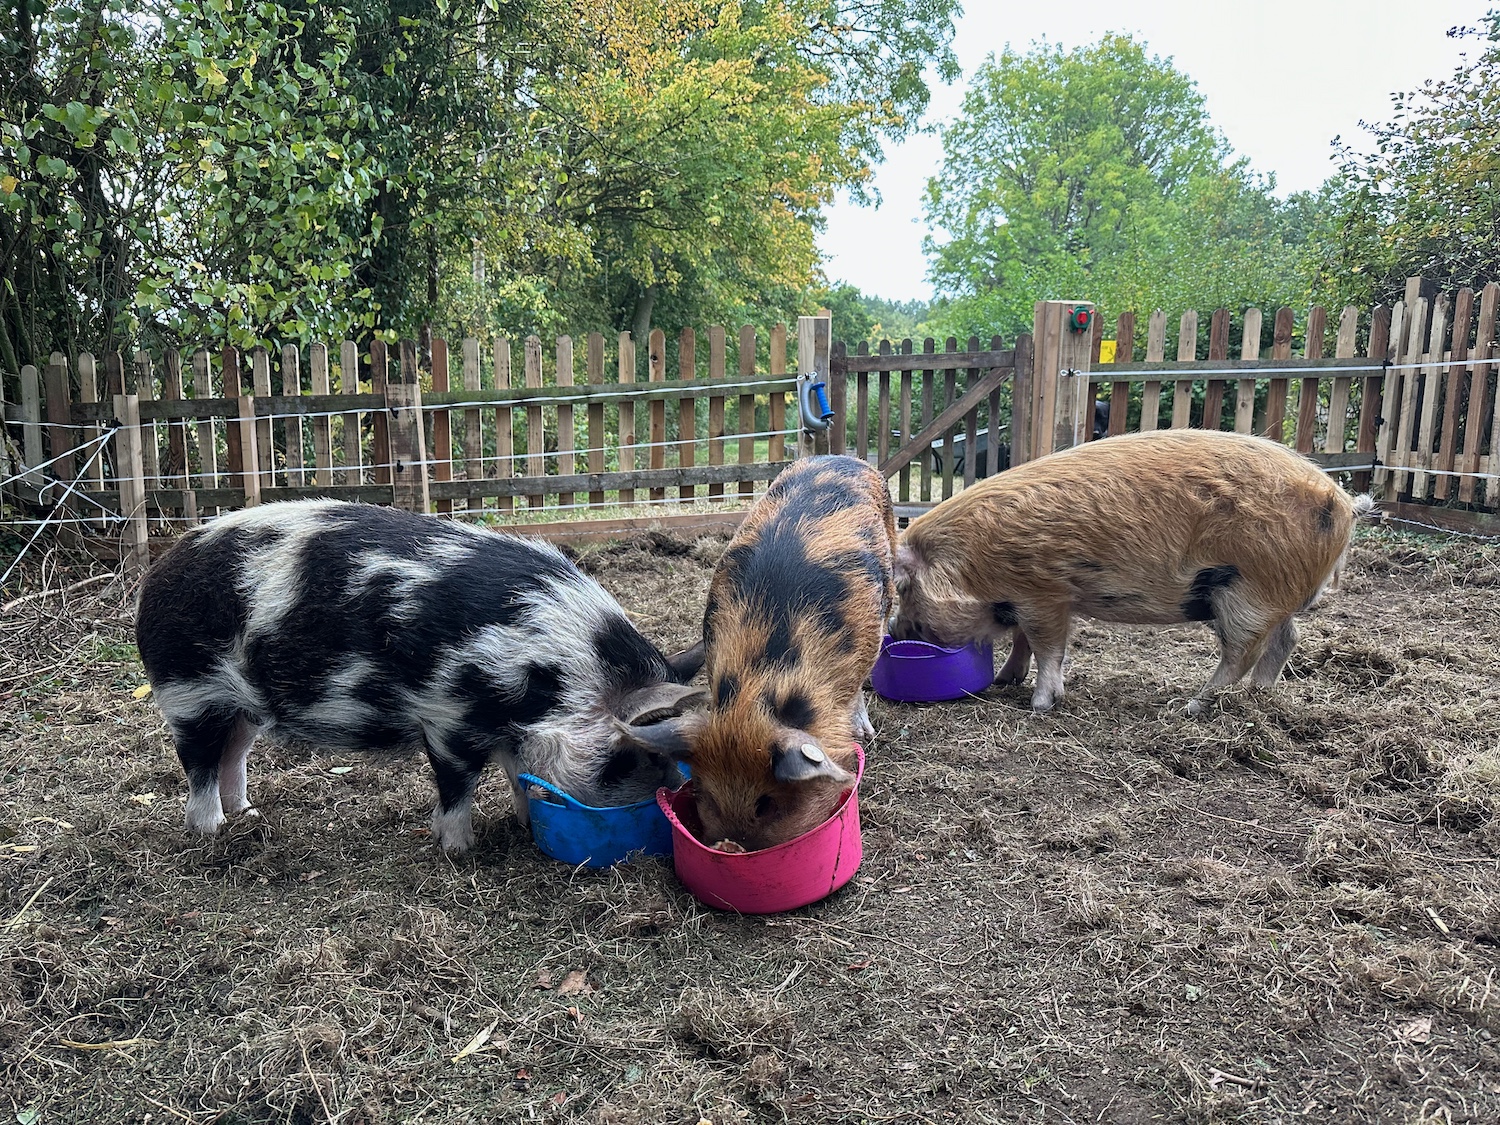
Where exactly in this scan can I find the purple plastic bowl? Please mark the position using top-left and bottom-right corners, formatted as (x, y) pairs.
(871, 634), (994, 703)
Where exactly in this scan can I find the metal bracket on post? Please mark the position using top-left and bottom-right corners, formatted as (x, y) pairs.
(797, 372), (835, 435)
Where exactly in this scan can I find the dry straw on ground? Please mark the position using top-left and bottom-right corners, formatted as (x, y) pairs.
(1, 526), (1498, 1123)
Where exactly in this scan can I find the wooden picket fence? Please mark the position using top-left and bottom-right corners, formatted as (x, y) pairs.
(3, 277), (1497, 576)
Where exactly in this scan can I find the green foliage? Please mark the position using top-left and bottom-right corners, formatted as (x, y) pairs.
(922, 34), (1309, 340)
(1302, 12), (1500, 309)
(0, 0), (962, 376)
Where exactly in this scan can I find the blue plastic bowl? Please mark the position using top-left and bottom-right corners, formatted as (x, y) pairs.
(871, 634), (994, 703)
(519, 773), (680, 868)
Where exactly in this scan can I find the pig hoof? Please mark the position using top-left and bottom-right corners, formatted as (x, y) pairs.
(430, 806), (476, 853)
(1030, 697), (1056, 713)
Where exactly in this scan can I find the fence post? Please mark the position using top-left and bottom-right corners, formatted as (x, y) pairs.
(1031, 300), (1094, 457)
(113, 393), (150, 577)
(738, 325), (757, 495)
(524, 334), (544, 508)
(44, 354), (75, 497)
(796, 314), (832, 458)
(387, 339), (430, 513)
(371, 339), (391, 487)
(229, 393), (261, 507)
(649, 328), (666, 502)
(1011, 333), (1034, 464)
(430, 338), (452, 514)
(19, 363), (42, 489)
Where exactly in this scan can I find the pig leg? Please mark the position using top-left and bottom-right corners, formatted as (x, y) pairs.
(1249, 617), (1299, 686)
(424, 735), (487, 852)
(217, 715), (260, 817)
(1026, 620), (1071, 712)
(995, 631), (1033, 685)
(172, 709), (257, 834)
(850, 689), (875, 741)
(1186, 612), (1278, 716)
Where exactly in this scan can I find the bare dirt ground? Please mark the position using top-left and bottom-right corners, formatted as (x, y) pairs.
(2, 525), (1499, 1125)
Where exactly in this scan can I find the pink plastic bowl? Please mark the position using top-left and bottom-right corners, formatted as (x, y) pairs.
(655, 744), (865, 914)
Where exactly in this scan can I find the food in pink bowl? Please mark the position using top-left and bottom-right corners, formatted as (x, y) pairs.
(655, 744), (864, 914)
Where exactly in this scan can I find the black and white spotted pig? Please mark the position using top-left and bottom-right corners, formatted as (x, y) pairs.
(135, 500), (705, 851)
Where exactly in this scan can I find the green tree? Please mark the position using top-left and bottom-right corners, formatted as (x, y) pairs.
(1303, 12), (1500, 309)
(922, 34), (1307, 341)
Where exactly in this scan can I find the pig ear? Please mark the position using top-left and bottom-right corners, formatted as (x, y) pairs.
(612, 712), (704, 762)
(893, 543), (924, 594)
(664, 640), (705, 684)
(771, 740), (854, 786)
(615, 681), (708, 726)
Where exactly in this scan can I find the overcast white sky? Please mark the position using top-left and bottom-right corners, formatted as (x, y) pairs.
(819, 0), (1489, 302)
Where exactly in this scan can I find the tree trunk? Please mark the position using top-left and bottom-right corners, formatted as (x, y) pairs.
(630, 283), (658, 376)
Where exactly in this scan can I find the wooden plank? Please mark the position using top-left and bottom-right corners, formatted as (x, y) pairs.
(281, 344), (304, 487)
(899, 341), (917, 501)
(963, 336), (980, 488)
(618, 332), (636, 505)
(648, 328), (667, 502)
(1172, 310), (1198, 429)
(1411, 293), (1449, 495)
(1140, 310), (1166, 430)
(768, 324), (788, 464)
(231, 391), (260, 504)
(134, 352), (160, 508)
(461, 337), (484, 513)
(190, 349), (217, 517)
(1487, 337), (1500, 509)
(430, 462), (787, 502)
(880, 366), (1009, 477)
(942, 338), (958, 498)
(1433, 288), (1473, 500)
(1378, 500), (1500, 537)
(430, 338), (453, 514)
(1394, 297), (1431, 496)
(44, 354), (74, 489)
(738, 325), (756, 498)
(1325, 307), (1359, 455)
(678, 328), (696, 501)
(919, 341), (936, 493)
(708, 326), (726, 499)
(1294, 305), (1327, 453)
(1374, 299), (1406, 494)
(1011, 333), (1033, 465)
(104, 350), (125, 398)
(113, 393), (149, 576)
(78, 352), (106, 518)
(494, 336), (513, 512)
(162, 350), (191, 510)
(17, 366), (42, 489)
(986, 333), (1004, 455)
(1032, 303), (1061, 456)
(388, 340), (430, 513)
(1263, 307), (1294, 441)
(827, 335), (847, 456)
(1109, 312), (1135, 436)
(838, 349), (1014, 373)
(1354, 305), (1391, 494)
(1202, 309), (1230, 429)
(524, 335), (545, 508)
(370, 340), (391, 487)
(587, 333), (606, 507)
(251, 346), (273, 481)
(556, 336), (575, 509)
(877, 340), (893, 466)
(1235, 308), (1263, 433)
(340, 340), (362, 486)
(309, 344), (333, 488)
(853, 343), (869, 461)
(1459, 284), (1498, 503)
(221, 348), (242, 506)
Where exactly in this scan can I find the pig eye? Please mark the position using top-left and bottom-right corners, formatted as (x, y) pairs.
(755, 794), (777, 819)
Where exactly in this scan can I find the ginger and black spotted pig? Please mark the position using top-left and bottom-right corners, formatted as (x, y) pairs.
(625, 454), (896, 851)
(890, 430), (1375, 715)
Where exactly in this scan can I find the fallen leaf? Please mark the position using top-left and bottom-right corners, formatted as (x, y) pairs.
(451, 1017), (498, 1062)
(846, 960), (872, 972)
(550, 1092), (567, 1107)
(131, 683), (152, 700)
(328, 765), (355, 775)
(1395, 1016), (1433, 1044)
(566, 1006), (583, 1024)
(128, 793), (159, 806)
(17, 1108), (40, 1125)
(556, 970), (591, 996)
(533, 968), (553, 990)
